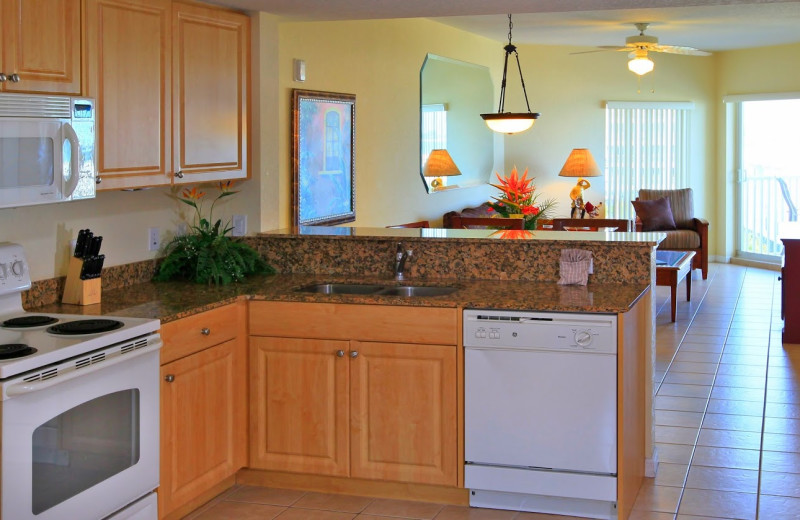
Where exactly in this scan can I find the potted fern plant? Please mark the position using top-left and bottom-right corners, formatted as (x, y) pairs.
(155, 181), (274, 285)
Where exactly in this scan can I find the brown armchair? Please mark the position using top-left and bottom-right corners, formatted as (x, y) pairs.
(635, 188), (709, 279)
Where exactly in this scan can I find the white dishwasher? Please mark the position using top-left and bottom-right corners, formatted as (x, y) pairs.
(464, 309), (618, 520)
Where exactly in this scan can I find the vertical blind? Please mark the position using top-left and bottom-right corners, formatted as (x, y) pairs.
(421, 103), (447, 167)
(604, 101), (693, 220)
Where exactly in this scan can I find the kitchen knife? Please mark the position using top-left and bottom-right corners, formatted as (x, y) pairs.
(74, 229), (89, 258)
(80, 230), (94, 259)
(88, 236), (103, 257)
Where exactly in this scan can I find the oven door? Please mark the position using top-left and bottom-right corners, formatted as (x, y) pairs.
(1, 346), (159, 520)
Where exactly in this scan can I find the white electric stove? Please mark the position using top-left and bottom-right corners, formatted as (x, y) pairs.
(0, 242), (161, 520)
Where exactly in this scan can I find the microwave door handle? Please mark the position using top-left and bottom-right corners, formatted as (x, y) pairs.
(62, 122), (81, 197)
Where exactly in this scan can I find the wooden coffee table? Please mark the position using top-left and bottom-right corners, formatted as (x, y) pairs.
(655, 251), (696, 322)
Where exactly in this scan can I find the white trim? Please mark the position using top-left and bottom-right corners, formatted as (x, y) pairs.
(421, 103), (447, 112)
(605, 101), (694, 110)
(723, 92), (800, 103)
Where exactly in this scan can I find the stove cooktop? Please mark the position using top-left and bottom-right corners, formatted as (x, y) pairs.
(0, 312), (160, 379)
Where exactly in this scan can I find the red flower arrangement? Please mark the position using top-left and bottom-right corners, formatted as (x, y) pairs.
(487, 166), (556, 230)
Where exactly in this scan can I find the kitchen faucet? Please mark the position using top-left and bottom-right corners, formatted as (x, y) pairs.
(394, 242), (413, 280)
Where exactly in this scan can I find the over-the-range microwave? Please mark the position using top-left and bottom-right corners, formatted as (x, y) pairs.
(0, 93), (96, 209)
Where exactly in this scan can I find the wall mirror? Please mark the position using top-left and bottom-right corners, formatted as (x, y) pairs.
(420, 54), (496, 193)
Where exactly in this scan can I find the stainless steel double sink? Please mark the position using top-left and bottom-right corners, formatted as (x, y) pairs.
(296, 283), (458, 297)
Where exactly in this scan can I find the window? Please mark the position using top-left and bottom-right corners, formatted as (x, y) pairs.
(604, 102), (693, 220)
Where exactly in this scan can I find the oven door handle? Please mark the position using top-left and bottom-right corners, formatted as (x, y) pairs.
(6, 342), (160, 397)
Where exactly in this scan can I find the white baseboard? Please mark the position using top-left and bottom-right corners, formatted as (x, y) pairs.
(709, 255), (730, 264)
(645, 448), (659, 478)
(729, 257), (781, 272)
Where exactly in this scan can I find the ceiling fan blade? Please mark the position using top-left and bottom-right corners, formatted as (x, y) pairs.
(570, 47), (619, 55)
(653, 44), (712, 56)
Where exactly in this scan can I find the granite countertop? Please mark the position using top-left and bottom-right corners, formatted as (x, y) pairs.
(30, 274), (650, 324)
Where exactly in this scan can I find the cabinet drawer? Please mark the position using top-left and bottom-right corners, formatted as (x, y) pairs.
(161, 303), (241, 364)
(249, 301), (458, 345)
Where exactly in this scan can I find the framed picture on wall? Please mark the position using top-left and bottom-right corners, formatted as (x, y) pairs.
(291, 89), (356, 226)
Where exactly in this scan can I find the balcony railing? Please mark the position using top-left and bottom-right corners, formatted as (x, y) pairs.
(740, 173), (799, 258)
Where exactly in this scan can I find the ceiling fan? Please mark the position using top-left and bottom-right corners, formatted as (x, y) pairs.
(581, 22), (711, 76)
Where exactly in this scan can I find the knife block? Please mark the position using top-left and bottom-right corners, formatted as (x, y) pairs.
(62, 256), (101, 305)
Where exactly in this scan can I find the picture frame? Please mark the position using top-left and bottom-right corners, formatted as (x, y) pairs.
(292, 89), (356, 226)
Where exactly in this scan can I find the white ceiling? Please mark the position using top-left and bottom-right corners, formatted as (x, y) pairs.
(206, 0), (800, 52)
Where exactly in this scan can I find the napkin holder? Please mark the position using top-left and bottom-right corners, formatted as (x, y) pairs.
(62, 256), (102, 305)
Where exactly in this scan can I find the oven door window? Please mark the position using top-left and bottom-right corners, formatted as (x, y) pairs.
(31, 389), (140, 515)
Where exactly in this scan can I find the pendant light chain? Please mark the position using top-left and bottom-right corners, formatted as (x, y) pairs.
(496, 14), (533, 114)
(480, 13), (540, 134)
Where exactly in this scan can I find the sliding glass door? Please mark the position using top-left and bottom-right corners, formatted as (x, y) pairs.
(736, 97), (800, 262)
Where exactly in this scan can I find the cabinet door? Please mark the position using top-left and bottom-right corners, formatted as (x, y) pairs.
(85, 0), (171, 190)
(350, 341), (457, 486)
(172, 2), (248, 183)
(1, 0), (81, 94)
(160, 337), (246, 517)
(250, 336), (350, 476)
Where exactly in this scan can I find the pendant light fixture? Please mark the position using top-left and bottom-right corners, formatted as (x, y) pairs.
(480, 14), (540, 135)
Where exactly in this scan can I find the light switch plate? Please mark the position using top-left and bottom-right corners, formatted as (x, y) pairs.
(232, 215), (247, 237)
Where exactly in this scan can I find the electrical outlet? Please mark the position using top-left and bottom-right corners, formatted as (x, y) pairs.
(177, 223), (188, 237)
(232, 214), (247, 237)
(148, 227), (160, 251)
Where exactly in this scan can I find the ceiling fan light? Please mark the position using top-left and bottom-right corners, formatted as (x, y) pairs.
(480, 112), (539, 134)
(628, 55), (654, 75)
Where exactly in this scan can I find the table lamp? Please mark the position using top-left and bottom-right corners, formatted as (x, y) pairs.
(424, 149), (462, 190)
(558, 148), (602, 218)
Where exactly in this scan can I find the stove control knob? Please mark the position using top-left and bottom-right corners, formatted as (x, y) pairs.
(10, 260), (24, 277)
(575, 330), (593, 347)
(0, 263), (7, 279)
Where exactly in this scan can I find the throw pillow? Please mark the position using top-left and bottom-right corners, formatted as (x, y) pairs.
(632, 197), (677, 231)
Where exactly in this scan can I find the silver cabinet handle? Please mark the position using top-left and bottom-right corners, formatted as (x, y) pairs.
(200, 328), (210, 335)
(164, 374), (175, 383)
(0, 73), (6, 82)
(95, 176), (102, 184)
(9, 73), (20, 83)
(174, 170), (184, 178)
(336, 350), (345, 357)
(350, 351), (359, 358)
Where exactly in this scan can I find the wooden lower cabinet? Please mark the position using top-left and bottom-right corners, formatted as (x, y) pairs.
(350, 340), (457, 485)
(159, 304), (246, 519)
(249, 336), (350, 476)
(248, 302), (458, 487)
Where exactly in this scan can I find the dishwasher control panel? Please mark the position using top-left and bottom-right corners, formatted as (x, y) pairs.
(463, 309), (617, 354)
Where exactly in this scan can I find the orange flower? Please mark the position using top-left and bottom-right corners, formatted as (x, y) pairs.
(181, 187), (205, 200)
(491, 166), (535, 204)
(218, 180), (235, 192)
(522, 206), (540, 216)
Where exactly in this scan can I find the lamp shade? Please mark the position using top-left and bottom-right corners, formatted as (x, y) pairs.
(558, 148), (602, 178)
(628, 48), (654, 76)
(424, 149), (462, 177)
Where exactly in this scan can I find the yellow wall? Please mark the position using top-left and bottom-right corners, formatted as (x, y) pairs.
(276, 18), (502, 229)
(277, 19), (717, 237)
(714, 42), (800, 260)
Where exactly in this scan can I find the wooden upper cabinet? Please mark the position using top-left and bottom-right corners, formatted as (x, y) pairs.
(0, 0), (81, 94)
(172, 2), (249, 184)
(85, 0), (172, 190)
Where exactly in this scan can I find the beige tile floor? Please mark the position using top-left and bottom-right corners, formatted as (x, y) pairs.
(187, 263), (798, 520)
